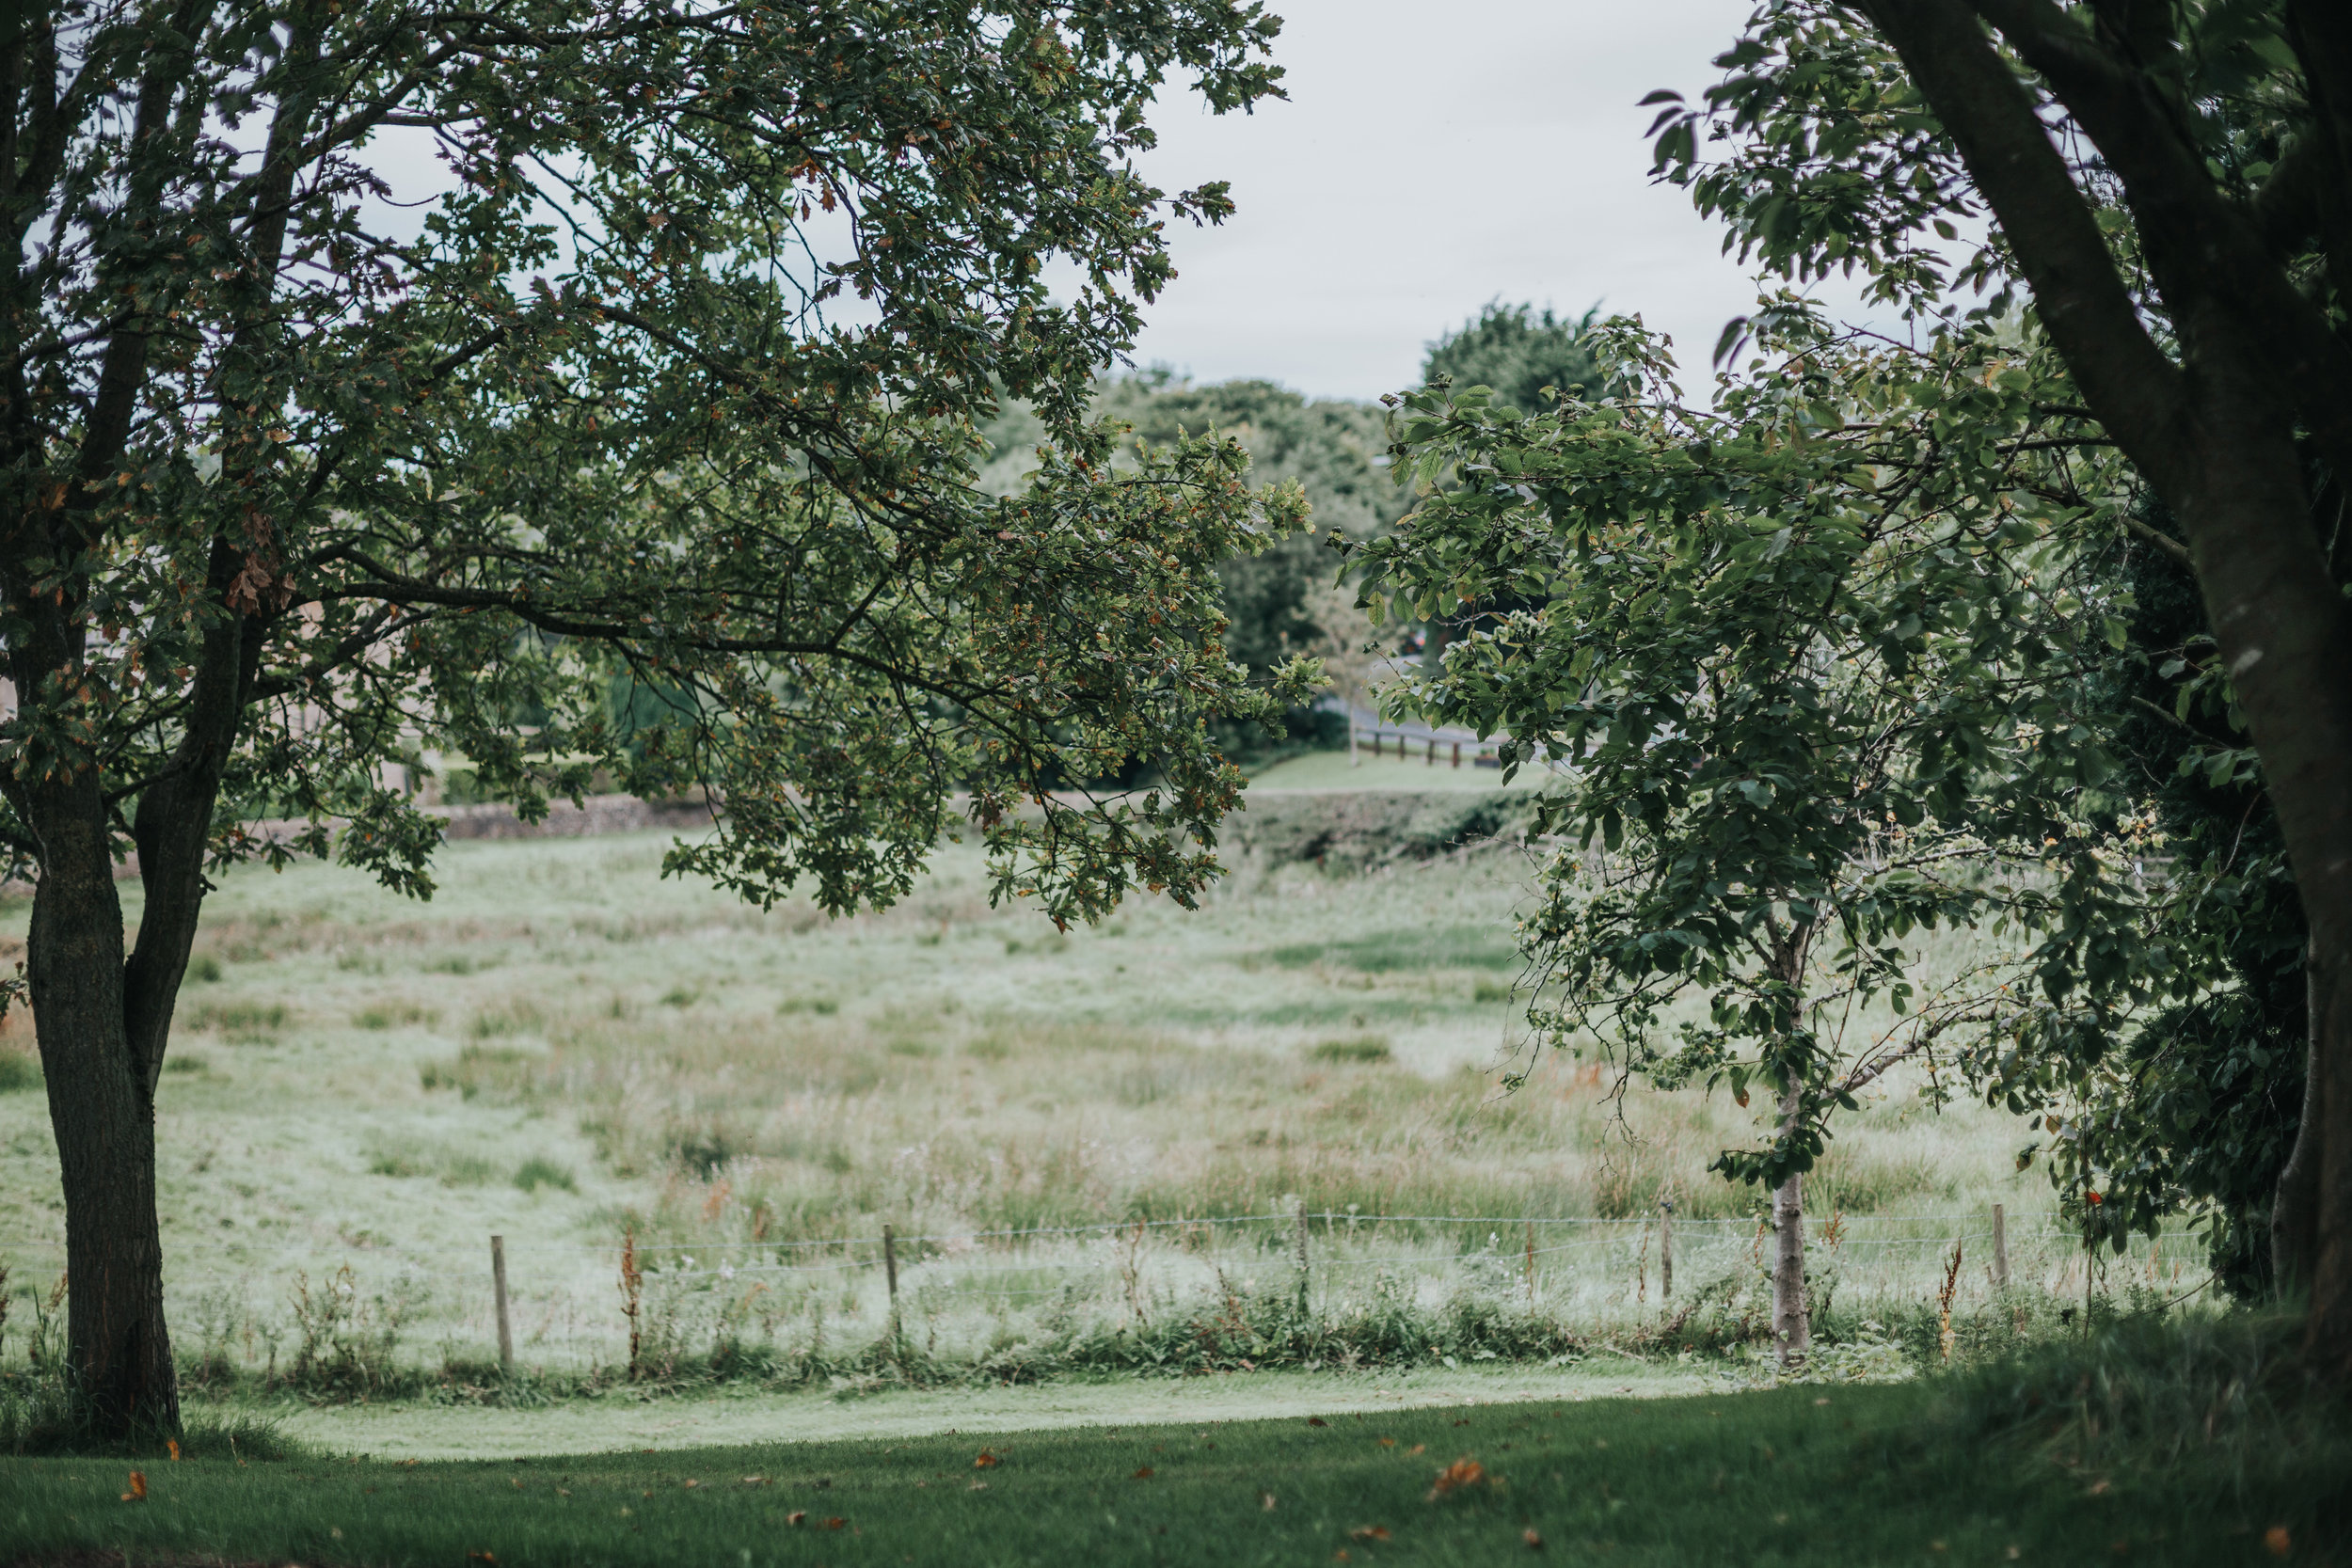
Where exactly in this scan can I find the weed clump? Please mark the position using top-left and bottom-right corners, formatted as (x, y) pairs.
(0, 1049), (40, 1092)
(1936, 1308), (2351, 1541)
(1310, 1037), (1393, 1065)
(514, 1156), (577, 1193)
(0, 1378), (299, 1459)
(187, 1001), (286, 1041)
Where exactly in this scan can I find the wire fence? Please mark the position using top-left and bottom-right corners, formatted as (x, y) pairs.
(0, 1205), (2208, 1382)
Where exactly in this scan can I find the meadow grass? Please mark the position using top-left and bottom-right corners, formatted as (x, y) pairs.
(0, 811), (2191, 1396)
(0, 1371), (2323, 1567)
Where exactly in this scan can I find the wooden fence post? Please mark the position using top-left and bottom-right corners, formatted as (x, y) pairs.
(491, 1235), (514, 1374)
(883, 1223), (903, 1363)
(1992, 1203), (2010, 1291)
(1294, 1202), (1311, 1315)
(1660, 1200), (1674, 1302)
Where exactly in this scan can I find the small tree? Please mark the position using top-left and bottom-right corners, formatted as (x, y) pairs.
(1352, 305), (2137, 1365)
(3, 0), (1296, 1435)
(1646, 0), (2352, 1368)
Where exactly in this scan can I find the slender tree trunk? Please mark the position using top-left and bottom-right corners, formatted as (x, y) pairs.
(26, 775), (179, 1436)
(1772, 1084), (1809, 1370)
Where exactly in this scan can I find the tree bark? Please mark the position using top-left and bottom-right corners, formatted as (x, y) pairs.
(25, 770), (179, 1436)
(1772, 1083), (1810, 1370)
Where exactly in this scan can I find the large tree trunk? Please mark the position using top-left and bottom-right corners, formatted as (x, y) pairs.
(26, 774), (179, 1437)
(1862, 0), (2352, 1376)
(2162, 388), (2352, 1365)
(13, 582), (253, 1438)
(2282, 934), (2352, 1365)
(1772, 1085), (1809, 1370)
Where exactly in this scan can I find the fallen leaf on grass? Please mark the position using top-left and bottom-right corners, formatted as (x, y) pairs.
(1426, 1459), (1486, 1502)
(1523, 1528), (1545, 1550)
(2265, 1527), (2292, 1557)
(823, 1517), (847, 1530)
(787, 1512), (806, 1526)
(681, 1479), (699, 1489)
(1407, 1444), (1425, 1456)
(467, 1554), (496, 1564)
(120, 1471), (146, 1502)
(1307, 1418), (1328, 1428)
(1348, 1526), (1391, 1543)
(2088, 1480), (2111, 1496)
(1376, 1437), (1395, 1447)
(740, 1476), (766, 1486)
(167, 1441), (181, 1462)
(974, 1449), (1000, 1468)
(969, 1481), (990, 1492)
(1132, 1466), (1155, 1480)
(1260, 1492), (1278, 1512)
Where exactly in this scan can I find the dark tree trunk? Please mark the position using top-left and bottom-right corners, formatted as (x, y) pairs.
(12, 570), (254, 1437)
(26, 773), (179, 1436)
(1865, 0), (2352, 1378)
(2163, 375), (2352, 1363)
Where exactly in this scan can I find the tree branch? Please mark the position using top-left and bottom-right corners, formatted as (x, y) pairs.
(1964, 0), (2352, 489)
(1855, 0), (2195, 495)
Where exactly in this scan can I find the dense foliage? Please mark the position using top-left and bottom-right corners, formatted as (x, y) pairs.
(983, 372), (1407, 752)
(1352, 298), (2144, 1357)
(1422, 302), (1613, 416)
(1638, 0), (2352, 1351)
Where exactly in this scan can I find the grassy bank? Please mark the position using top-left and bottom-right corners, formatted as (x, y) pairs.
(0, 1374), (2324, 1567)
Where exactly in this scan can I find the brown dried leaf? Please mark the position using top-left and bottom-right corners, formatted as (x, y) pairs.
(1426, 1458), (1486, 1502)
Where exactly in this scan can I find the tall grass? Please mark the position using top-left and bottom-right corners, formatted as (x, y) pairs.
(0, 824), (2138, 1402)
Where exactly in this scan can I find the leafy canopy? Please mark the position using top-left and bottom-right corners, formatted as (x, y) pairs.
(1350, 303), (2142, 1193)
(8, 0), (1308, 930)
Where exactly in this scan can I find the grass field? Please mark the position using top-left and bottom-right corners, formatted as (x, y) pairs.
(0, 794), (2193, 1402)
(0, 1375), (2317, 1567)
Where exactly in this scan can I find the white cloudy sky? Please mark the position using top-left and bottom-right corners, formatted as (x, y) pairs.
(359, 1), (1876, 404)
(1107, 0), (1871, 401)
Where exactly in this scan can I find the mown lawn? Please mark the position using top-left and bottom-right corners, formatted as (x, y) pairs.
(0, 1383), (2302, 1567)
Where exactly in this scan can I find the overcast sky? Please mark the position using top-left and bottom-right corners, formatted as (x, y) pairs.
(1106, 0), (1868, 402)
